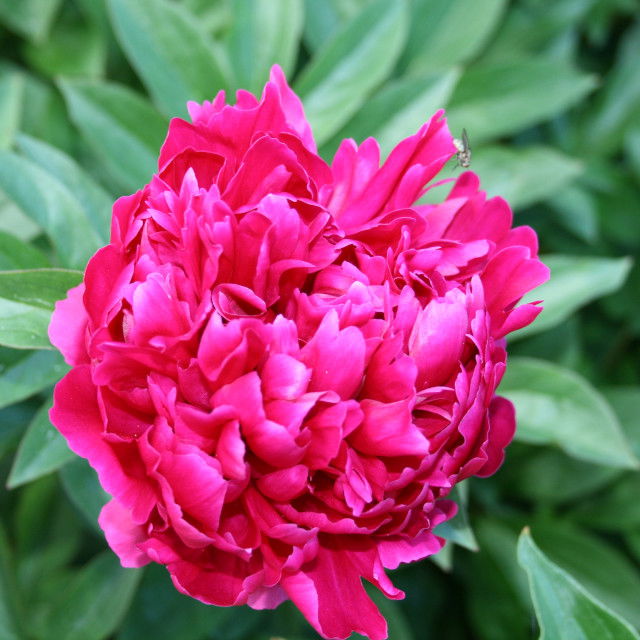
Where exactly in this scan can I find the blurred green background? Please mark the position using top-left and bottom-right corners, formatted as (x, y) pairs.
(0, 0), (639, 638)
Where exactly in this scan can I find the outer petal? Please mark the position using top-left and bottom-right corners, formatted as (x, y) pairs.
(48, 284), (89, 366)
(99, 499), (150, 568)
(49, 366), (156, 523)
(282, 542), (391, 640)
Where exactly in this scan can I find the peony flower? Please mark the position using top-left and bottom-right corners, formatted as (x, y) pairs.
(49, 66), (549, 640)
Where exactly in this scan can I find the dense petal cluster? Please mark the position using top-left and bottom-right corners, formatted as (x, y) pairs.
(50, 67), (548, 640)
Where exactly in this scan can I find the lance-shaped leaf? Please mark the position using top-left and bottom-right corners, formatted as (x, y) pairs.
(518, 528), (640, 640)
(59, 79), (167, 194)
(8, 396), (73, 489)
(0, 154), (102, 269)
(39, 551), (142, 640)
(0, 269), (82, 350)
(501, 357), (639, 469)
(513, 255), (632, 340)
(227, 0), (303, 95)
(108, 0), (232, 117)
(295, 0), (409, 145)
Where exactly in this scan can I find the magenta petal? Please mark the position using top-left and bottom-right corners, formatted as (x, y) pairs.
(99, 499), (150, 568)
(282, 546), (389, 640)
(48, 284), (89, 366)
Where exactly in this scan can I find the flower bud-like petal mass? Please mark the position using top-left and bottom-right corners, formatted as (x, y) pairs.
(49, 66), (548, 640)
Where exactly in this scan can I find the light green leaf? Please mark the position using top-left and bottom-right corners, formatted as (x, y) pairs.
(401, 0), (507, 74)
(295, 0), (409, 145)
(41, 551), (142, 640)
(108, 0), (232, 117)
(446, 59), (597, 143)
(0, 232), (49, 270)
(23, 21), (107, 79)
(602, 387), (640, 459)
(0, 71), (23, 150)
(302, 0), (369, 53)
(547, 184), (599, 244)
(513, 255), (632, 339)
(60, 458), (110, 533)
(435, 482), (478, 551)
(0, 0), (62, 41)
(227, 0), (303, 95)
(581, 21), (640, 155)
(518, 529), (640, 640)
(0, 350), (68, 409)
(528, 520), (640, 632)
(0, 153), (102, 268)
(8, 397), (73, 489)
(17, 134), (112, 243)
(323, 68), (460, 159)
(0, 269), (82, 350)
(21, 73), (74, 153)
(430, 542), (453, 572)
(0, 269), (82, 311)
(501, 357), (639, 469)
(472, 145), (582, 210)
(60, 79), (167, 194)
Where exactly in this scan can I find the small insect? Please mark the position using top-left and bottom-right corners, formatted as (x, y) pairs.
(453, 128), (471, 169)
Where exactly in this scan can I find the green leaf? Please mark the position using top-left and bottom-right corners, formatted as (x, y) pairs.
(0, 70), (24, 150)
(59, 458), (110, 533)
(0, 404), (33, 463)
(0, 153), (102, 268)
(369, 587), (415, 640)
(0, 0), (62, 41)
(302, 0), (369, 53)
(295, 0), (409, 145)
(401, 0), (507, 74)
(602, 387), (640, 458)
(581, 21), (640, 155)
(568, 474), (640, 532)
(322, 68), (460, 159)
(547, 184), (599, 244)
(0, 350), (68, 409)
(21, 73), (74, 153)
(464, 518), (531, 640)
(0, 269), (82, 311)
(23, 20), (107, 79)
(7, 396), (73, 489)
(227, 0), (303, 95)
(518, 528), (640, 640)
(118, 564), (238, 640)
(446, 59), (597, 143)
(0, 269), (82, 350)
(0, 525), (22, 640)
(17, 134), (112, 243)
(40, 551), (142, 640)
(435, 483), (478, 551)
(502, 447), (620, 506)
(472, 145), (582, 210)
(60, 79), (167, 194)
(513, 255), (632, 340)
(108, 0), (232, 117)
(500, 357), (639, 469)
(430, 542), (453, 572)
(0, 232), (49, 270)
(529, 520), (640, 632)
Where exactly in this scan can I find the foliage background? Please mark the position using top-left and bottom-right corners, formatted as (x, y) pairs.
(0, 0), (639, 638)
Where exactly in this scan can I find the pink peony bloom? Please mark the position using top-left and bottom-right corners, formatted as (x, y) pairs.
(49, 67), (548, 640)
